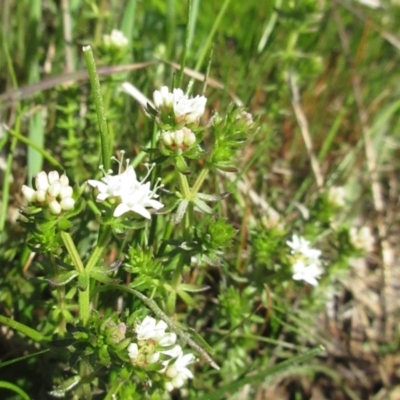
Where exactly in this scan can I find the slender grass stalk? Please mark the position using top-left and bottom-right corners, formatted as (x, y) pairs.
(8, 128), (62, 168)
(0, 315), (47, 342)
(0, 38), (20, 232)
(194, 0), (232, 73)
(82, 45), (111, 171)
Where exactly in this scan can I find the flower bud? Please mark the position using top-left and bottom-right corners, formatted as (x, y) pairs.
(49, 200), (62, 215)
(60, 185), (73, 199)
(60, 197), (75, 211)
(174, 130), (184, 146)
(22, 185), (37, 202)
(182, 127), (196, 146)
(35, 190), (47, 203)
(35, 172), (49, 191)
(59, 174), (69, 186)
(48, 171), (60, 184)
(48, 181), (61, 197)
(161, 131), (173, 146)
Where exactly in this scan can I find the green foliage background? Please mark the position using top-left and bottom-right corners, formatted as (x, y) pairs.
(1, 0), (400, 399)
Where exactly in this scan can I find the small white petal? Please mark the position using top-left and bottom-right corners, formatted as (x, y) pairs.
(128, 343), (139, 359)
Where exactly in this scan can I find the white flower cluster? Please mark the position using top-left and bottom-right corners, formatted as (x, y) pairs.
(349, 226), (374, 252)
(152, 86), (206, 152)
(286, 234), (323, 286)
(87, 156), (164, 219)
(127, 316), (195, 391)
(103, 29), (128, 48)
(161, 127), (196, 150)
(153, 86), (207, 125)
(22, 171), (75, 215)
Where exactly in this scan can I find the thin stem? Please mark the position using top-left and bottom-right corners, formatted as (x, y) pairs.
(82, 45), (111, 171)
(177, 0), (192, 88)
(61, 231), (84, 274)
(79, 284), (90, 326)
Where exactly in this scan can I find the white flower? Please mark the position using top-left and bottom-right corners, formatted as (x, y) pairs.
(114, 179), (164, 219)
(292, 259), (323, 286)
(88, 160), (164, 219)
(164, 352), (195, 391)
(349, 226), (374, 252)
(153, 86), (174, 110)
(103, 29), (128, 48)
(287, 234), (321, 261)
(153, 86), (207, 124)
(135, 316), (168, 342)
(287, 234), (323, 286)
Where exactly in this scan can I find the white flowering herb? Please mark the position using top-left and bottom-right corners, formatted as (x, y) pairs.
(103, 29), (128, 49)
(22, 171), (75, 215)
(153, 86), (207, 125)
(127, 316), (196, 390)
(287, 234), (323, 286)
(87, 155), (164, 219)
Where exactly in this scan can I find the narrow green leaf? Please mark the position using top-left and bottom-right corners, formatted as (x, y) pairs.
(47, 270), (79, 287)
(0, 381), (30, 400)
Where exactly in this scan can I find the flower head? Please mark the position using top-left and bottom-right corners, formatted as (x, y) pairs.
(153, 86), (207, 125)
(127, 315), (196, 389)
(287, 234), (323, 286)
(87, 154), (164, 219)
(22, 171), (75, 215)
(163, 352), (196, 391)
(160, 127), (196, 150)
(103, 29), (128, 48)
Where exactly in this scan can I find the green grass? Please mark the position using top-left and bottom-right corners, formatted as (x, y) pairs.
(1, 0), (400, 399)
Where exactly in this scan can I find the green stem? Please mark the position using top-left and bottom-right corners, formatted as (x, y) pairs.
(60, 231), (84, 274)
(82, 45), (111, 171)
(51, 254), (67, 336)
(0, 315), (46, 342)
(78, 282), (90, 326)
